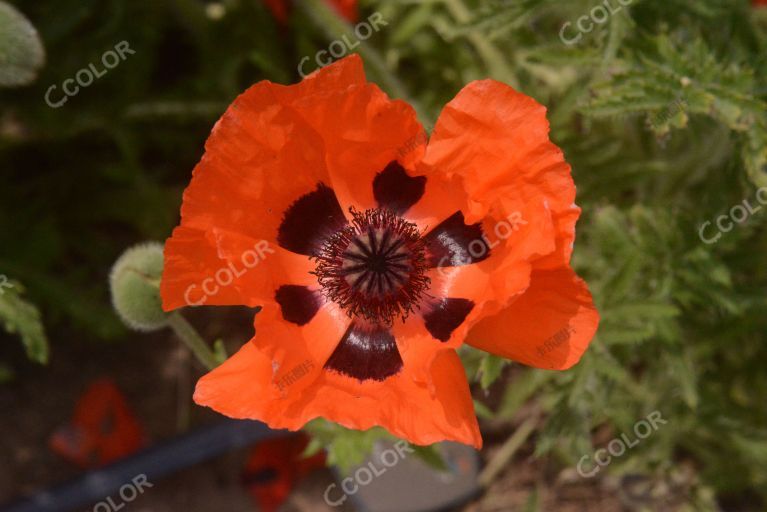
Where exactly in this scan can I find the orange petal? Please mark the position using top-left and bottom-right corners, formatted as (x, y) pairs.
(532, 204), (580, 270)
(162, 226), (259, 309)
(161, 226), (315, 310)
(256, 303), (350, 393)
(423, 79), (576, 219)
(289, 58), (427, 217)
(390, 309), (477, 388)
(162, 56), (369, 310)
(278, 61), (426, 214)
(465, 267), (599, 370)
(424, 258), (531, 329)
(416, 192), (556, 324)
(421, 79), (578, 271)
(403, 171), (469, 234)
(194, 306), (481, 448)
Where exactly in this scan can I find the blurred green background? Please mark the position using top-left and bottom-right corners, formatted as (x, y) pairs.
(1, 0), (767, 510)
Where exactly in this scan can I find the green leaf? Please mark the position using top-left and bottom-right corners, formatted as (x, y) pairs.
(498, 369), (553, 418)
(212, 338), (228, 365)
(473, 399), (494, 420)
(664, 349), (699, 409)
(302, 437), (325, 458)
(478, 354), (507, 389)
(580, 33), (767, 188)
(411, 444), (448, 472)
(0, 281), (49, 364)
(303, 419), (390, 472)
(522, 487), (540, 512)
(0, 1), (45, 87)
(0, 362), (12, 383)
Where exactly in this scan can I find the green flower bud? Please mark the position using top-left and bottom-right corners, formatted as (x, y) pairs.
(109, 242), (168, 332)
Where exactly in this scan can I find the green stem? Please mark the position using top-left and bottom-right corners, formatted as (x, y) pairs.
(477, 417), (537, 488)
(167, 312), (218, 370)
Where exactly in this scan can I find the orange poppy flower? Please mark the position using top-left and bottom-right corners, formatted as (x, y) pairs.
(161, 54), (599, 449)
(264, 0), (357, 24)
(754, 0), (767, 6)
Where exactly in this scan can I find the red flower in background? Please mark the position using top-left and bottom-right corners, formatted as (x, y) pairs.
(242, 434), (325, 512)
(49, 378), (145, 468)
(161, 55), (599, 448)
(264, 0), (357, 24)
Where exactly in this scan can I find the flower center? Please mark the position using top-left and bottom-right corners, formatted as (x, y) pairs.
(313, 208), (430, 325)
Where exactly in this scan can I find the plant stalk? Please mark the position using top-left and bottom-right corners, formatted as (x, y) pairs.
(168, 312), (218, 371)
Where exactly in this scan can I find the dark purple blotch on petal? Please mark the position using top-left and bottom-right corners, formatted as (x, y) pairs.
(324, 323), (403, 381)
(373, 161), (426, 215)
(275, 285), (322, 326)
(277, 183), (347, 256)
(422, 211), (490, 267)
(423, 298), (474, 342)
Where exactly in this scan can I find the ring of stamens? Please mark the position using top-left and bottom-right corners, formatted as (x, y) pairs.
(313, 208), (430, 325)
